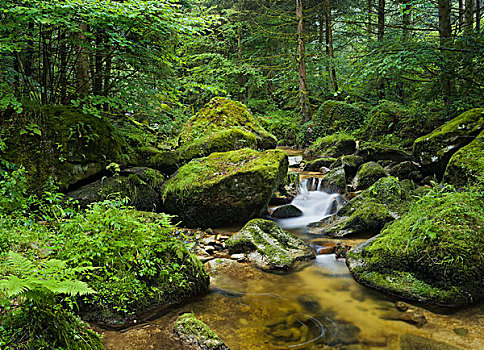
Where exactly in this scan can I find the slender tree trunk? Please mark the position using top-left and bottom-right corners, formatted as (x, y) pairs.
(324, 0), (338, 94)
(41, 28), (52, 105)
(377, 0), (386, 100)
(464, 0), (475, 33)
(296, 0), (309, 123)
(367, 0), (373, 42)
(438, 0), (455, 105)
(477, 0), (481, 30)
(59, 31), (67, 104)
(76, 22), (89, 99)
(396, 0), (411, 101)
(237, 0), (244, 101)
(93, 30), (103, 96)
(103, 35), (112, 111)
(459, 0), (464, 31)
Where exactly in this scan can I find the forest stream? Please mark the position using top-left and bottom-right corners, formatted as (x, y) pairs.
(100, 151), (484, 350)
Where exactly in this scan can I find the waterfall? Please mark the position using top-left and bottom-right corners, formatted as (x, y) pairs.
(276, 178), (344, 231)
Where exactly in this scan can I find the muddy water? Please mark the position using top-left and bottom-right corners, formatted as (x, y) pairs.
(101, 150), (484, 349)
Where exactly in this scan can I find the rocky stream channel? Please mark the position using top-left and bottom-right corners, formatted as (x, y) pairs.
(99, 151), (484, 350)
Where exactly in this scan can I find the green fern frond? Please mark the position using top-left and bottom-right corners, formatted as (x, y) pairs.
(56, 280), (95, 296)
(6, 251), (35, 275)
(0, 275), (32, 298)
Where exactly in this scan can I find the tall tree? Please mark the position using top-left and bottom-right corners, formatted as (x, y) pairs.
(324, 0), (338, 94)
(376, 0), (386, 99)
(296, 0), (309, 123)
(438, 0), (455, 105)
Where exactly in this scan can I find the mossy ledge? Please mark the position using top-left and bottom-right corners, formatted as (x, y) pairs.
(346, 189), (484, 307)
(161, 148), (288, 228)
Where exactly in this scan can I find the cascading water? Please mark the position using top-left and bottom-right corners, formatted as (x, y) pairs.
(276, 177), (345, 231)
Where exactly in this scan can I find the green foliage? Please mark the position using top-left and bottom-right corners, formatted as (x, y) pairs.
(262, 109), (300, 146)
(0, 252), (95, 304)
(51, 200), (206, 317)
(0, 303), (103, 350)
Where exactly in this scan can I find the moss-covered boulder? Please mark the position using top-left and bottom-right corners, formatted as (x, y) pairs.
(413, 108), (484, 178)
(353, 161), (388, 190)
(332, 155), (364, 180)
(149, 128), (257, 175)
(310, 134), (357, 158)
(161, 148), (288, 228)
(389, 161), (422, 182)
(179, 97), (276, 150)
(325, 202), (395, 237)
(339, 176), (412, 218)
(174, 313), (229, 350)
(271, 204), (303, 218)
(346, 189), (484, 306)
(362, 100), (408, 139)
(225, 219), (315, 270)
(303, 101), (364, 144)
(1, 106), (124, 192)
(66, 167), (164, 211)
(303, 157), (337, 172)
(443, 131), (484, 187)
(356, 142), (412, 163)
(321, 167), (347, 193)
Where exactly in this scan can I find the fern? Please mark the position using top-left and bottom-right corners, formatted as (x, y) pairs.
(0, 251), (95, 304)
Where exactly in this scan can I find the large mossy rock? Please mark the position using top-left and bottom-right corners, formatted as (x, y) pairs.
(356, 143), (412, 163)
(325, 202), (394, 237)
(179, 97), (277, 150)
(149, 128), (257, 175)
(1, 106), (124, 192)
(225, 219), (315, 270)
(339, 176), (413, 218)
(353, 161), (388, 190)
(174, 313), (229, 350)
(413, 108), (484, 178)
(321, 167), (347, 193)
(443, 130), (484, 187)
(310, 134), (357, 158)
(66, 167), (165, 211)
(161, 148), (288, 228)
(362, 100), (407, 139)
(346, 189), (484, 307)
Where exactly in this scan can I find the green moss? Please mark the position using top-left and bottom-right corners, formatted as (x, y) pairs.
(354, 161), (388, 190)
(413, 108), (484, 175)
(347, 188), (484, 306)
(179, 97), (276, 149)
(338, 176), (412, 217)
(443, 130), (484, 187)
(321, 167), (347, 193)
(303, 157), (338, 172)
(310, 133), (356, 158)
(150, 128), (258, 175)
(1, 105), (124, 192)
(225, 218), (315, 270)
(161, 148), (288, 228)
(362, 100), (407, 139)
(174, 313), (227, 350)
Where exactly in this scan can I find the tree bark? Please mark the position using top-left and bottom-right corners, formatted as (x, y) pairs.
(377, 0), (386, 100)
(367, 0), (373, 42)
(477, 0), (481, 30)
(459, 0), (464, 31)
(438, 0), (455, 105)
(76, 22), (89, 99)
(464, 0), (475, 33)
(296, 0), (309, 123)
(324, 0), (338, 94)
(238, 0), (244, 101)
(93, 29), (103, 96)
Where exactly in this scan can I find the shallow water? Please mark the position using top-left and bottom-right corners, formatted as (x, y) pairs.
(101, 168), (484, 350)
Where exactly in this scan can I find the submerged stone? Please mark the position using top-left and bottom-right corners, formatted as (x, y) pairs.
(174, 313), (229, 350)
(225, 219), (315, 270)
(161, 148), (288, 228)
(399, 334), (460, 350)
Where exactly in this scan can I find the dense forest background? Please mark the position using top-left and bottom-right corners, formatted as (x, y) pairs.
(1, 0), (482, 145)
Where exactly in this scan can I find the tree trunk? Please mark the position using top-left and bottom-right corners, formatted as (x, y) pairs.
(76, 22), (89, 99)
(296, 0), (309, 123)
(477, 0), (481, 30)
(367, 0), (373, 42)
(459, 0), (464, 31)
(464, 0), (475, 33)
(324, 0), (338, 94)
(376, 0), (386, 100)
(59, 31), (68, 104)
(237, 0), (244, 102)
(93, 29), (103, 96)
(396, 0), (411, 101)
(438, 0), (455, 105)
